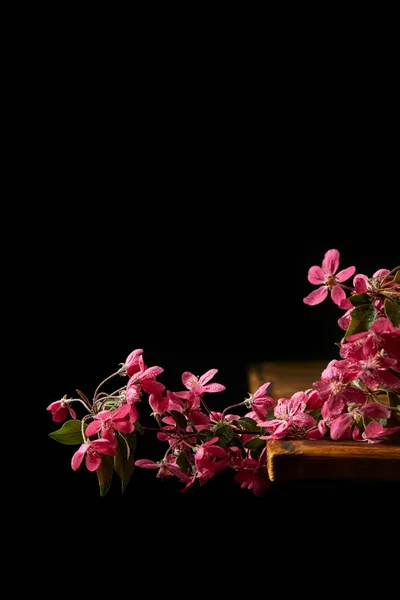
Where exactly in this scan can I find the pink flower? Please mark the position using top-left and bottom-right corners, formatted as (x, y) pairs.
(363, 421), (400, 441)
(306, 420), (327, 440)
(260, 392), (316, 439)
(71, 439), (116, 472)
(234, 451), (270, 496)
(86, 404), (134, 440)
(47, 397), (77, 422)
(124, 348), (144, 377)
(339, 336), (400, 390)
(149, 392), (169, 415)
(303, 249), (356, 307)
(314, 360), (366, 419)
(194, 437), (227, 473)
(329, 403), (391, 441)
(249, 382), (275, 421)
(127, 356), (165, 394)
(135, 455), (186, 478)
(181, 369), (226, 395)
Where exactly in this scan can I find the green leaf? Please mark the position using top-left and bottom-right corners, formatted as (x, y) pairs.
(213, 422), (234, 446)
(134, 421), (144, 435)
(176, 451), (190, 473)
(394, 271), (400, 283)
(169, 410), (187, 430)
(96, 455), (114, 496)
(244, 437), (266, 452)
(345, 305), (377, 338)
(384, 298), (400, 327)
(234, 417), (261, 433)
(114, 433), (136, 494)
(197, 429), (214, 443)
(349, 293), (371, 307)
(49, 420), (86, 445)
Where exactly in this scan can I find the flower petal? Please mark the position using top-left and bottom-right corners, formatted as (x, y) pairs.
(336, 266), (356, 283)
(71, 444), (89, 471)
(330, 414), (352, 440)
(373, 269), (390, 278)
(113, 404), (131, 419)
(303, 286), (328, 306)
(182, 372), (198, 389)
(114, 419), (135, 433)
(199, 369), (218, 385)
(362, 403), (390, 419)
(331, 285), (346, 307)
(135, 459), (160, 469)
(91, 439), (116, 455)
(353, 274), (369, 293)
(308, 266), (325, 285)
(253, 382), (271, 398)
(322, 249), (340, 275)
(86, 452), (101, 472)
(142, 380), (166, 394)
(86, 420), (103, 437)
(202, 383), (226, 393)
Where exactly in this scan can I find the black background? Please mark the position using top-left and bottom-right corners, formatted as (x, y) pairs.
(27, 58), (399, 530)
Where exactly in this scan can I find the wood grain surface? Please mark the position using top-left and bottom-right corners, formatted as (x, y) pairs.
(247, 360), (328, 399)
(267, 439), (400, 482)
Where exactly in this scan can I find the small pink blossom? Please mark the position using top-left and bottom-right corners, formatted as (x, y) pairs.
(338, 336), (400, 390)
(234, 451), (270, 496)
(47, 398), (77, 423)
(260, 391), (316, 439)
(135, 455), (191, 480)
(149, 392), (169, 415)
(71, 439), (116, 472)
(181, 369), (226, 395)
(329, 403), (391, 441)
(314, 360), (366, 419)
(249, 382), (275, 421)
(86, 404), (134, 440)
(127, 356), (165, 394)
(124, 348), (144, 377)
(194, 437), (227, 473)
(363, 421), (400, 441)
(303, 249), (356, 307)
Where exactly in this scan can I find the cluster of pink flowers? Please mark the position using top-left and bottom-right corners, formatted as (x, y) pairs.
(47, 250), (400, 496)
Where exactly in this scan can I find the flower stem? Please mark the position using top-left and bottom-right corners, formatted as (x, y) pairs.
(222, 401), (247, 420)
(93, 371), (122, 402)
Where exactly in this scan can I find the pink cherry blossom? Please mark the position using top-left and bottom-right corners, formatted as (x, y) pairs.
(304, 249), (356, 307)
(71, 438), (116, 472)
(86, 404), (134, 440)
(338, 336), (400, 390)
(127, 356), (165, 394)
(233, 451), (270, 496)
(181, 369), (226, 394)
(194, 437), (227, 473)
(329, 403), (391, 441)
(135, 455), (191, 480)
(249, 382), (275, 421)
(260, 391), (316, 439)
(363, 421), (400, 441)
(124, 348), (144, 376)
(47, 398), (77, 422)
(149, 392), (169, 415)
(314, 360), (366, 419)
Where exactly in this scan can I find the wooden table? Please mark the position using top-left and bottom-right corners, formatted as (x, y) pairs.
(267, 439), (400, 482)
(247, 360), (400, 482)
